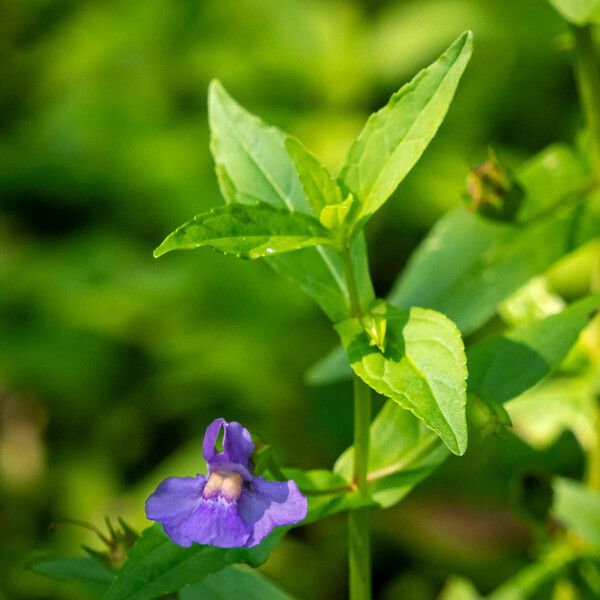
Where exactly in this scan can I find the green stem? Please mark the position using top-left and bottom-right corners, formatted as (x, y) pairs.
(342, 247), (372, 600)
(348, 374), (372, 600)
(573, 24), (600, 173)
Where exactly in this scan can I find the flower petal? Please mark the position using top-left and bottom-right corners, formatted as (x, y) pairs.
(238, 477), (308, 547)
(178, 497), (252, 548)
(202, 418), (254, 470)
(145, 475), (206, 547)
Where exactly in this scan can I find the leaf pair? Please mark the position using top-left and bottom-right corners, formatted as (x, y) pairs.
(155, 31), (473, 321)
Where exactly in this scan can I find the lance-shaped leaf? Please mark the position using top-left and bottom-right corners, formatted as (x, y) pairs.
(335, 304), (468, 455)
(467, 294), (600, 404)
(102, 524), (284, 600)
(389, 143), (590, 335)
(154, 202), (335, 259)
(209, 80), (374, 322)
(340, 31), (472, 224)
(285, 136), (344, 216)
(29, 556), (114, 598)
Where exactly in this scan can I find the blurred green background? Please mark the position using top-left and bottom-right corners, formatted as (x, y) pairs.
(0, 0), (593, 598)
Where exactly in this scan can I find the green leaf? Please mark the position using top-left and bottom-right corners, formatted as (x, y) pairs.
(389, 143), (590, 335)
(553, 478), (600, 549)
(390, 208), (580, 335)
(548, 0), (600, 24)
(507, 376), (598, 450)
(181, 566), (292, 600)
(516, 144), (590, 222)
(103, 524), (284, 600)
(153, 202), (335, 259)
(335, 400), (448, 507)
(285, 136), (344, 216)
(28, 556), (114, 598)
(208, 80), (374, 321)
(340, 31), (472, 224)
(335, 304), (468, 455)
(467, 294), (600, 404)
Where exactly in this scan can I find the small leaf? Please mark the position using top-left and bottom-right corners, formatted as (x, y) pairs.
(318, 195), (354, 232)
(340, 31), (473, 224)
(467, 294), (600, 404)
(335, 400), (448, 507)
(181, 566), (292, 600)
(335, 304), (468, 455)
(553, 478), (600, 549)
(285, 136), (344, 215)
(548, 0), (600, 25)
(28, 556), (114, 598)
(154, 202), (335, 259)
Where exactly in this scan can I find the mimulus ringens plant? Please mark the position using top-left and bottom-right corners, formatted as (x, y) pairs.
(145, 418), (307, 548)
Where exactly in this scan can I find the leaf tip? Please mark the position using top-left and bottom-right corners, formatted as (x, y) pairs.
(153, 243), (168, 258)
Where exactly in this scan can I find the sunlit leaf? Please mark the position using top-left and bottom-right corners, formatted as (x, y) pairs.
(153, 202), (335, 259)
(389, 143), (590, 335)
(507, 376), (598, 450)
(208, 80), (374, 321)
(390, 209), (579, 335)
(335, 304), (468, 455)
(340, 31), (472, 224)
(285, 136), (344, 216)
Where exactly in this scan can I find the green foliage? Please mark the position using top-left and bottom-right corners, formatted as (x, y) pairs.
(335, 305), (468, 455)
(28, 556), (114, 598)
(285, 137), (344, 217)
(340, 31), (473, 225)
(335, 401), (447, 508)
(5, 0), (600, 597)
(390, 142), (591, 335)
(507, 376), (598, 450)
(553, 478), (600, 549)
(181, 566), (292, 600)
(390, 209), (583, 335)
(207, 79), (374, 322)
(103, 524), (284, 600)
(467, 294), (600, 404)
(548, 0), (600, 25)
(153, 202), (335, 259)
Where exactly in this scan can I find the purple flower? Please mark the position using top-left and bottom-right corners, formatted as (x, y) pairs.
(145, 418), (308, 548)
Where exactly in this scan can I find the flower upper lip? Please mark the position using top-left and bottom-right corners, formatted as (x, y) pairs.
(145, 418), (308, 548)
